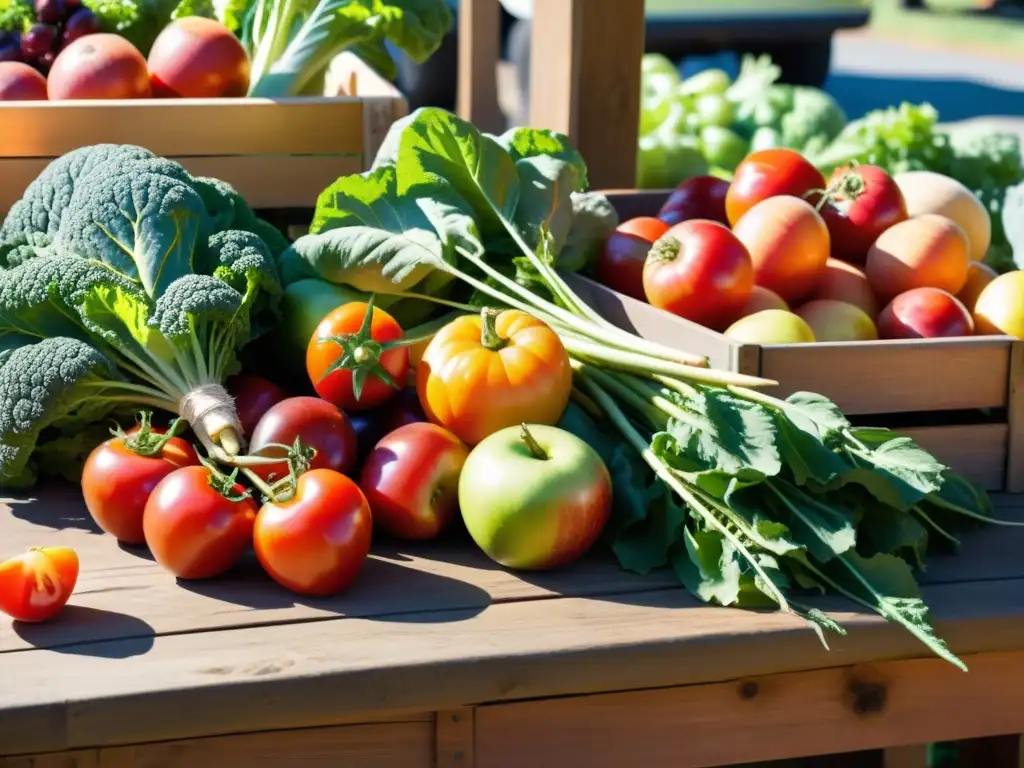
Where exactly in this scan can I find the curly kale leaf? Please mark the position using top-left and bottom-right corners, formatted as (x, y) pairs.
(53, 158), (209, 297)
(0, 337), (125, 487)
(0, 144), (155, 268)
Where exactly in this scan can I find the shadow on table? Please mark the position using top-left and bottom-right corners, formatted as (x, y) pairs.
(13, 606), (156, 659)
(826, 72), (1024, 123)
(5, 481), (102, 535)
(177, 541), (493, 625)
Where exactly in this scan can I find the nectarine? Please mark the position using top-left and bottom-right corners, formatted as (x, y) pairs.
(865, 214), (970, 303)
(877, 287), (974, 339)
(810, 258), (878, 318)
(956, 261), (998, 313)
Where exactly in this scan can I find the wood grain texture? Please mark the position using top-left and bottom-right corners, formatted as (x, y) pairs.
(475, 651), (1024, 768)
(0, 99), (367, 158)
(1, 573), (1023, 755)
(456, 0), (504, 133)
(101, 723), (432, 768)
(759, 339), (1012, 414)
(529, 0), (645, 189)
(436, 709), (475, 768)
(1005, 340), (1024, 493)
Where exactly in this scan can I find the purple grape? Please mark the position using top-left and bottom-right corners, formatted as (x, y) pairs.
(37, 50), (55, 72)
(34, 0), (65, 25)
(61, 7), (100, 44)
(64, 0), (81, 9)
(0, 34), (22, 63)
(21, 24), (57, 60)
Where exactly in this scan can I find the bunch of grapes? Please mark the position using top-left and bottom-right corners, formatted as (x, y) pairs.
(0, 0), (101, 74)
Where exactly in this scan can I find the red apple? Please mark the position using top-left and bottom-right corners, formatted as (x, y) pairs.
(657, 175), (730, 226)
(147, 17), (250, 98)
(877, 287), (974, 339)
(359, 422), (470, 540)
(47, 33), (151, 99)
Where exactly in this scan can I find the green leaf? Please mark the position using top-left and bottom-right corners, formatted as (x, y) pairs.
(78, 283), (173, 364)
(292, 165), (481, 292)
(769, 480), (857, 563)
(672, 528), (744, 606)
(559, 192), (619, 273)
(653, 387), (781, 479)
(512, 155), (578, 255)
(824, 551), (967, 671)
(925, 471), (994, 521)
(780, 391), (851, 436)
(857, 506), (929, 570)
(605, 447), (664, 539)
(775, 412), (851, 486)
(397, 107), (520, 237)
(494, 125), (589, 189)
(842, 428), (948, 510)
(611, 488), (688, 574)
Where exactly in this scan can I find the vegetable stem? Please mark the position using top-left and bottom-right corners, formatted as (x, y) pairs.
(519, 424), (549, 460)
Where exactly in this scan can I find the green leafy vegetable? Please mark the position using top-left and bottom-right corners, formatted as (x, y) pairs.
(0, 144), (284, 486)
(283, 106), (1013, 670)
(246, 0), (453, 98)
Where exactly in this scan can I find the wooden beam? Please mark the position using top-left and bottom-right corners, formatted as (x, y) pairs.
(529, 0), (645, 189)
(456, 0), (505, 134)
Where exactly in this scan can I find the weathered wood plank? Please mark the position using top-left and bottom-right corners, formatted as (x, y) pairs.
(475, 651), (1024, 768)
(2, 487), (1022, 656)
(435, 709), (475, 768)
(0, 575), (1022, 755)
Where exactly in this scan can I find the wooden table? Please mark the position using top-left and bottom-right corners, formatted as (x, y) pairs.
(1, 483), (1023, 767)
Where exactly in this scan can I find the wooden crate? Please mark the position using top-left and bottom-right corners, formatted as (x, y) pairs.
(0, 52), (406, 214)
(564, 190), (1024, 493)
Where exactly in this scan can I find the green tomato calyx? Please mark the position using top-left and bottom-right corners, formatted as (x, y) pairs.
(317, 294), (403, 403)
(480, 307), (510, 351)
(117, 410), (189, 459)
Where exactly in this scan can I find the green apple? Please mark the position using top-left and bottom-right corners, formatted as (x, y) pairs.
(458, 424), (612, 571)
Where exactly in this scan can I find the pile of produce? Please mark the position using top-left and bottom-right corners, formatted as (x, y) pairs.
(600, 149), (1024, 343)
(1, 109), (1020, 672)
(0, 0), (452, 99)
(638, 55), (1024, 273)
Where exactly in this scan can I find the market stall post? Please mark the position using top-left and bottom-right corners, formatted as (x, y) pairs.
(528, 0), (645, 189)
(456, 0), (505, 134)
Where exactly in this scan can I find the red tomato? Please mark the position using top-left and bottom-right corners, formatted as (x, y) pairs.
(725, 148), (826, 226)
(0, 547), (79, 623)
(143, 465), (258, 580)
(819, 164), (909, 265)
(417, 310), (573, 446)
(359, 422), (470, 540)
(642, 220), (754, 330)
(0, 62), (47, 100)
(306, 302), (410, 411)
(147, 17), (250, 98)
(82, 426), (199, 544)
(657, 176), (730, 227)
(47, 34), (150, 99)
(254, 469), (373, 597)
(877, 287), (974, 340)
(595, 217), (670, 301)
(247, 397), (358, 483)
(226, 374), (287, 440)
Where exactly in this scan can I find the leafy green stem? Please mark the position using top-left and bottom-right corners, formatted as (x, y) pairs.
(573, 365), (795, 616)
(911, 505), (962, 549)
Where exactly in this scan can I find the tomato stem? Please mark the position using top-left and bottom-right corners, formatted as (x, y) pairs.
(519, 424), (549, 460)
(479, 307), (509, 351)
(647, 234), (681, 263)
(118, 411), (187, 458)
(353, 346), (373, 364)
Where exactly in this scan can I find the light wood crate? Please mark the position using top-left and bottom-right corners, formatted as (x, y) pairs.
(0, 52), (406, 214)
(567, 190), (1024, 493)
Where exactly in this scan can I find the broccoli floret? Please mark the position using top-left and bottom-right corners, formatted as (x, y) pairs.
(779, 87), (847, 153)
(53, 158), (210, 297)
(0, 144), (155, 267)
(0, 336), (124, 487)
(192, 175), (290, 257)
(204, 230), (283, 336)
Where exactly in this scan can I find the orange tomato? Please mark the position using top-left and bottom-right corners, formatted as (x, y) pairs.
(416, 310), (572, 446)
(732, 196), (831, 305)
(0, 547), (79, 623)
